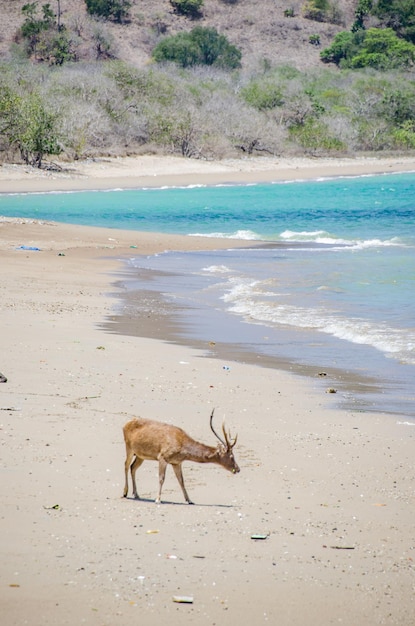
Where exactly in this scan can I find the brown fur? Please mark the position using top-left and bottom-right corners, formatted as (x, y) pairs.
(123, 413), (239, 504)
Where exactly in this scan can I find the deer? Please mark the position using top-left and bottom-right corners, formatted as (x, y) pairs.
(123, 408), (239, 504)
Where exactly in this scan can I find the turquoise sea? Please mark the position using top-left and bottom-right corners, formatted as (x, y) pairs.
(1, 171), (414, 418)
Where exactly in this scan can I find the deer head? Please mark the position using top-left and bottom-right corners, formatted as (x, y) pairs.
(210, 409), (240, 473)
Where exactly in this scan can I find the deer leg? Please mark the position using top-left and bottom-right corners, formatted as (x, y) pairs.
(130, 456), (144, 499)
(172, 463), (194, 504)
(123, 448), (135, 497)
(156, 457), (168, 504)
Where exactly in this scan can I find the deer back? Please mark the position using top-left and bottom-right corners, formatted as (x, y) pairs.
(123, 417), (204, 462)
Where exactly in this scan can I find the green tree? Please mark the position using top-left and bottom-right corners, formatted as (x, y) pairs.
(378, 87), (415, 124)
(303, 0), (329, 22)
(153, 33), (200, 68)
(85, 0), (131, 23)
(393, 120), (415, 148)
(374, 0), (415, 42)
(321, 27), (415, 69)
(321, 30), (362, 64)
(241, 79), (284, 111)
(303, 0), (343, 24)
(21, 2), (56, 56)
(152, 27), (241, 69)
(170, 0), (203, 17)
(374, 0), (414, 26)
(19, 2), (75, 64)
(0, 88), (62, 167)
(0, 86), (22, 152)
(349, 27), (415, 69)
(39, 29), (75, 65)
(289, 117), (344, 151)
(352, 0), (373, 31)
(303, 0), (343, 23)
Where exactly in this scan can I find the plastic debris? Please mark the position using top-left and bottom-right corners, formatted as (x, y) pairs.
(173, 596), (193, 604)
(0, 372), (7, 383)
(17, 245), (40, 251)
(251, 533), (269, 540)
(223, 366), (230, 371)
(146, 529), (159, 534)
(326, 388), (337, 394)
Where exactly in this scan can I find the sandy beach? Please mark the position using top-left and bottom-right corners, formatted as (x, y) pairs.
(1, 155), (414, 625)
(1, 153), (415, 193)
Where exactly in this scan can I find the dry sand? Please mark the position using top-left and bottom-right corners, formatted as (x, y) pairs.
(1, 153), (415, 192)
(0, 155), (414, 626)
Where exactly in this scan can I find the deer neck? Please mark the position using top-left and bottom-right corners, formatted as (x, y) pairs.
(184, 440), (221, 464)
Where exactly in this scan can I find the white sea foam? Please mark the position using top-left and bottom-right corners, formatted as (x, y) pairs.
(348, 238), (406, 250)
(280, 229), (327, 239)
(270, 170), (415, 185)
(189, 230), (260, 240)
(221, 277), (415, 365)
(280, 229), (356, 246)
(221, 276), (284, 301)
(279, 230), (407, 249)
(202, 265), (232, 274)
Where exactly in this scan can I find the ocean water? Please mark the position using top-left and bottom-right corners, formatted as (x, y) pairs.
(1, 172), (414, 417)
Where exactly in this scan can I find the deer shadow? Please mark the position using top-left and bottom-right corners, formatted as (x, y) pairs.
(123, 495), (234, 508)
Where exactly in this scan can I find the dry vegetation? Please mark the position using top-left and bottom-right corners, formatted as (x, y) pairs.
(0, 0), (357, 69)
(1, 1), (415, 164)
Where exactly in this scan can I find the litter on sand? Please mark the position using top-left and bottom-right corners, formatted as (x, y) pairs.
(251, 533), (269, 540)
(173, 596), (193, 604)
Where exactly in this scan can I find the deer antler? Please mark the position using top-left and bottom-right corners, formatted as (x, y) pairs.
(222, 423), (238, 449)
(210, 408), (226, 446)
(210, 409), (237, 449)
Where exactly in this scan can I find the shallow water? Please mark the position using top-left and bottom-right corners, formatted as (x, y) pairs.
(2, 171), (414, 417)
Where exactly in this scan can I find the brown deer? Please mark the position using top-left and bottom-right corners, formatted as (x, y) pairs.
(123, 409), (239, 504)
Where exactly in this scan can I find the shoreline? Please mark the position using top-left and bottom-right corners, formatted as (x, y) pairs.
(1, 156), (415, 625)
(1, 154), (414, 419)
(1, 154), (415, 193)
(102, 277), (389, 418)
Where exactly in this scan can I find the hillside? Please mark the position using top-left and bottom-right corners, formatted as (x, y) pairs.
(2, 1), (415, 164)
(0, 0), (357, 69)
